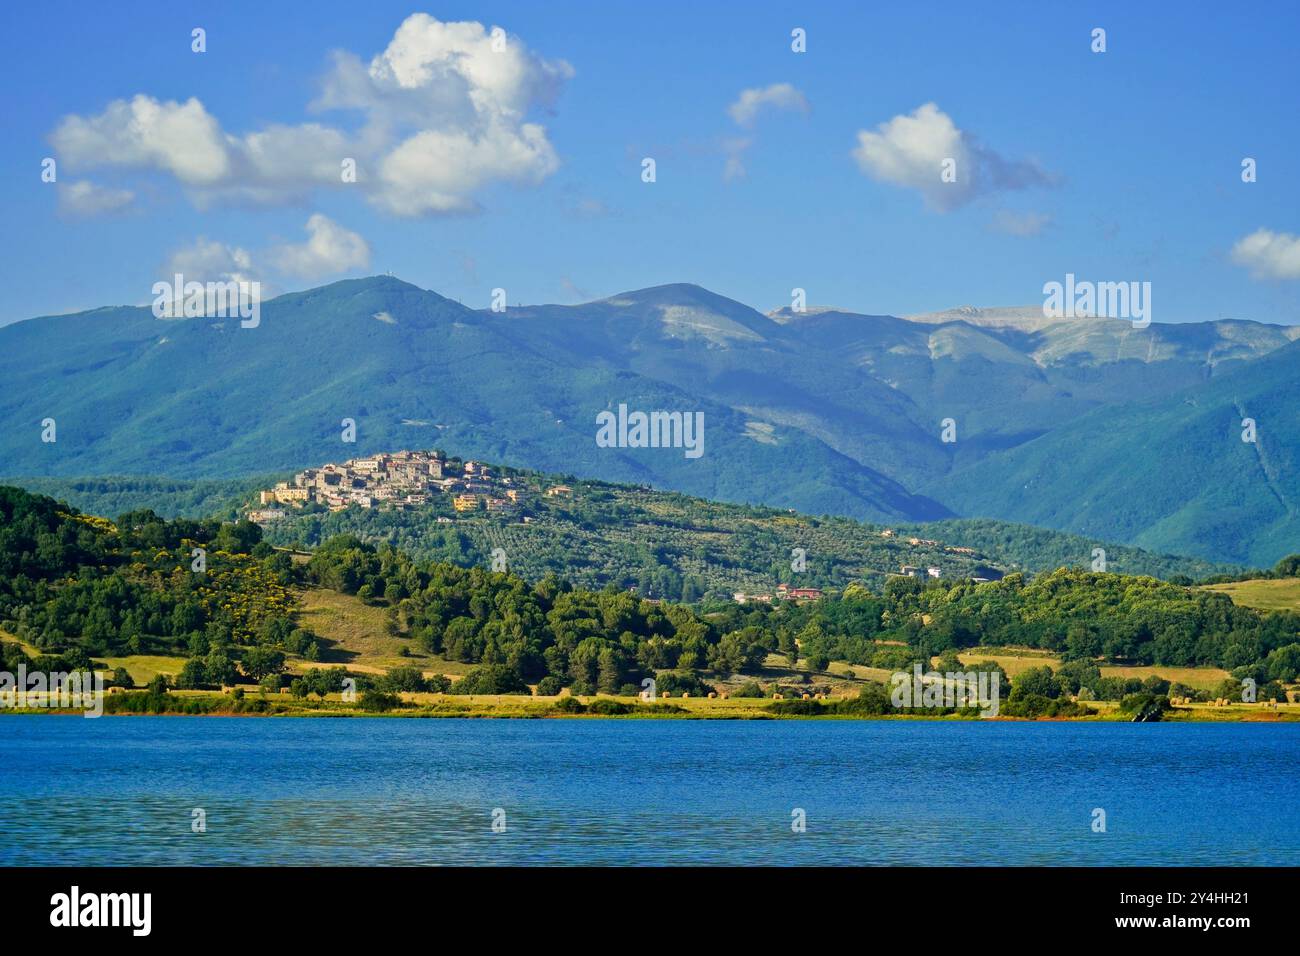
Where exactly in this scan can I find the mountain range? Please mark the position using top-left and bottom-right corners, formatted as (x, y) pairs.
(2, 275), (1295, 565)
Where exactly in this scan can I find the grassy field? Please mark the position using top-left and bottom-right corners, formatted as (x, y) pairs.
(956, 648), (1059, 677)
(296, 586), (475, 676)
(956, 648), (1230, 690)
(97, 654), (190, 685)
(1202, 577), (1300, 613)
(1098, 664), (1229, 691)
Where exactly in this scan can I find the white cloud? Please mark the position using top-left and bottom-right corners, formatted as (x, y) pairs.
(161, 238), (259, 287)
(728, 83), (809, 127)
(160, 214), (370, 290)
(374, 120), (559, 215)
(1230, 229), (1300, 280)
(52, 95), (231, 185)
(852, 102), (1053, 211)
(57, 179), (135, 217)
(269, 214), (371, 278)
(47, 14), (573, 217)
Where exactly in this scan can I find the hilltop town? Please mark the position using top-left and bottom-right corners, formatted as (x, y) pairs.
(248, 449), (569, 523)
(240, 448), (1018, 605)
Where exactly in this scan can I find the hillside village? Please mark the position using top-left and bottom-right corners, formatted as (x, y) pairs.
(248, 449), (564, 522)
(245, 448), (1009, 602)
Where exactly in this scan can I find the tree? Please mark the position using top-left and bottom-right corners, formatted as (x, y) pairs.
(778, 630), (799, 668)
(175, 658), (208, 689)
(1011, 666), (1060, 700)
(596, 647), (623, 694)
(242, 647), (286, 682)
(204, 650), (237, 687)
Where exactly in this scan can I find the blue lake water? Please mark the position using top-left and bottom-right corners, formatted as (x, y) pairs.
(1, 716), (1297, 865)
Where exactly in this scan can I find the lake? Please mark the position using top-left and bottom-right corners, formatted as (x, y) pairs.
(1, 716), (1296, 865)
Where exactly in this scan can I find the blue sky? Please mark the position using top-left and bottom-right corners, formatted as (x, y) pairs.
(2, 0), (1298, 325)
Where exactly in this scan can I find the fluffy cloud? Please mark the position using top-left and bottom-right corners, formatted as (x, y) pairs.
(852, 102), (1053, 211)
(1230, 229), (1300, 280)
(728, 83), (810, 127)
(269, 214), (370, 278)
(52, 95), (231, 185)
(161, 238), (259, 287)
(161, 214), (369, 290)
(48, 14), (572, 217)
(57, 180), (134, 217)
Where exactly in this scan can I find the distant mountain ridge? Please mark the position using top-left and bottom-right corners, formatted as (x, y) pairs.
(1, 274), (1295, 562)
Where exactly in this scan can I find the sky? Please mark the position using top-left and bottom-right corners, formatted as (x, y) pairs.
(1, 0), (1298, 325)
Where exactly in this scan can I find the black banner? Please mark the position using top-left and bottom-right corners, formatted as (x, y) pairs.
(2, 866), (1278, 942)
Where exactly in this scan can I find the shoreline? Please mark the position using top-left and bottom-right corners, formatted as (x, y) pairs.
(6, 692), (1298, 722)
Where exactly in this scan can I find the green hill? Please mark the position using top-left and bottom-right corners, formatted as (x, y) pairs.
(3, 484), (1295, 716)
(2, 458), (1238, 599)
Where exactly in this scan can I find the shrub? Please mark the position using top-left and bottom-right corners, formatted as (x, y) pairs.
(837, 682), (895, 715)
(587, 698), (633, 715)
(655, 671), (714, 697)
(553, 695), (585, 714)
(359, 690), (401, 712)
(535, 676), (562, 697)
(768, 699), (825, 716)
(1001, 694), (1092, 718)
(426, 674), (452, 694)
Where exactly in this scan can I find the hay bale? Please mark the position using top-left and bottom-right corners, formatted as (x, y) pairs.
(719, 692), (729, 699)
(773, 693), (784, 700)
(681, 692), (690, 698)
(660, 690), (671, 698)
(801, 693), (811, 700)
(707, 692), (716, 699)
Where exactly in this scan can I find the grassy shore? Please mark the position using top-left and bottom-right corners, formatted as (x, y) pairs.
(11, 687), (1299, 721)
